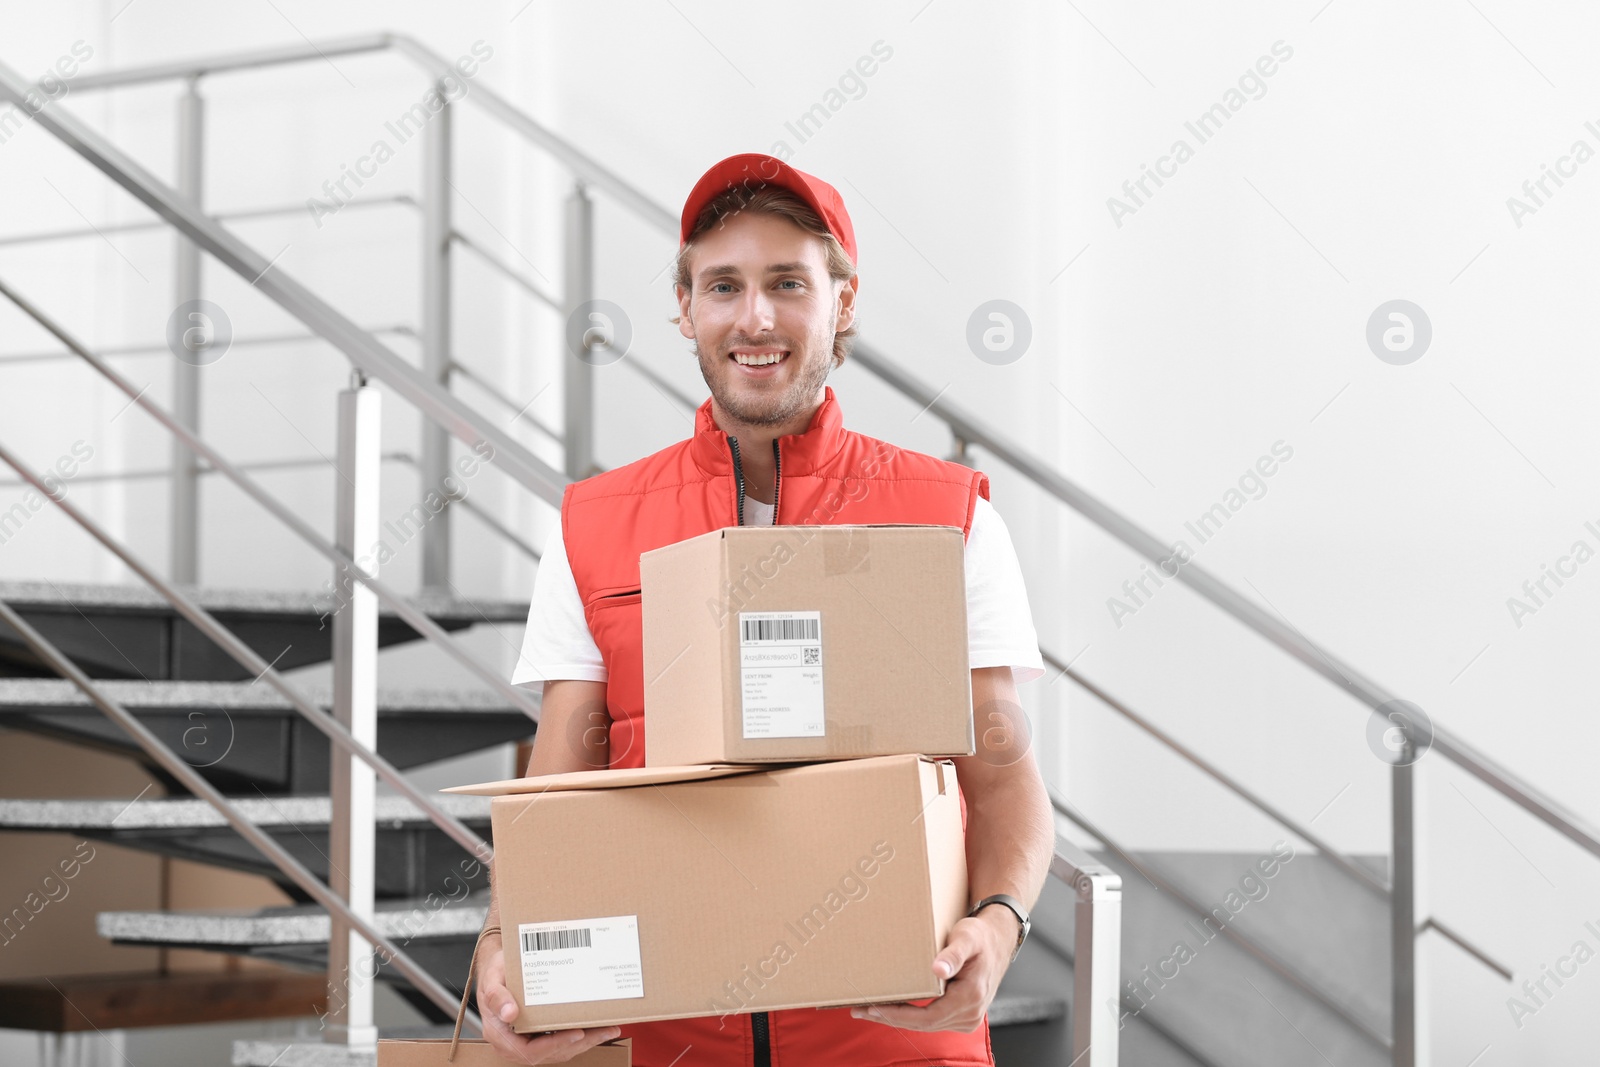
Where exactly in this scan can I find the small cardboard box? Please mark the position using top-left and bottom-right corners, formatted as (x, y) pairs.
(445, 754), (968, 1032)
(377, 1038), (629, 1065)
(640, 524), (974, 766)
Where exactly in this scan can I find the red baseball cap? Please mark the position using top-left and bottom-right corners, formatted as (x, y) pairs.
(679, 153), (858, 267)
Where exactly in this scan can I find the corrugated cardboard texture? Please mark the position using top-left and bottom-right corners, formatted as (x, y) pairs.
(487, 754), (967, 1032)
(377, 1038), (629, 1065)
(641, 525), (975, 765)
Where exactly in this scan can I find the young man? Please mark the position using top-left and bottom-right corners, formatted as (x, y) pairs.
(473, 153), (1054, 1066)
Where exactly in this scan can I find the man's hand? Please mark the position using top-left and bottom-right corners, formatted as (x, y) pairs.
(848, 905), (1019, 1033)
(474, 932), (622, 1063)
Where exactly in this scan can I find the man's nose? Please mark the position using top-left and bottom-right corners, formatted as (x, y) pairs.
(734, 288), (776, 335)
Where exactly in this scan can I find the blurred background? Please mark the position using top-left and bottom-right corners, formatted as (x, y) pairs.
(0, 1), (1596, 1065)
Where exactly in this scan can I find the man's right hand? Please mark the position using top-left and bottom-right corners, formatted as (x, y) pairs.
(474, 934), (622, 1064)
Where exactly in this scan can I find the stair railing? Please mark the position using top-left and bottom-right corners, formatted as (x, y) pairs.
(11, 31), (1600, 1065)
(0, 39), (1133, 1061)
(0, 266), (549, 1036)
(0, 596), (470, 1021)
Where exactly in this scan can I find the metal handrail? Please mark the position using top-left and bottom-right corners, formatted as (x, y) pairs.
(0, 324), (415, 368)
(444, 360), (563, 445)
(0, 450), (415, 489)
(0, 435), (494, 865)
(22, 35), (1600, 864)
(1049, 787), (1391, 1053)
(451, 230), (561, 311)
(0, 57), (568, 507)
(0, 276), (541, 723)
(0, 194), (413, 250)
(0, 597), (474, 1024)
(1054, 656), (1390, 899)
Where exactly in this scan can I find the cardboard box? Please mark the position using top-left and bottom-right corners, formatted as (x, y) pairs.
(445, 754), (968, 1032)
(640, 524), (974, 766)
(377, 1038), (629, 1065)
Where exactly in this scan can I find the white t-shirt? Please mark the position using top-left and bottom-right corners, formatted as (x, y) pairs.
(511, 494), (1045, 688)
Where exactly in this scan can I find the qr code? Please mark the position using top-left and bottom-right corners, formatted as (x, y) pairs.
(803, 646), (820, 665)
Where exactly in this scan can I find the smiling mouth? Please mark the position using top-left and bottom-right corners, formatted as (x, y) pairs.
(729, 351), (789, 367)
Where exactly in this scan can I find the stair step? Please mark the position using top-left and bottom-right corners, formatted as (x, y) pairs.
(0, 678), (525, 713)
(0, 792), (491, 831)
(0, 678), (536, 794)
(98, 896), (489, 947)
(2, 794), (490, 900)
(987, 992), (1067, 1026)
(0, 969), (329, 1032)
(0, 578), (527, 682)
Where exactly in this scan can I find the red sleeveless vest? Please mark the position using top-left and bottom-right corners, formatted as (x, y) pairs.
(561, 385), (995, 1067)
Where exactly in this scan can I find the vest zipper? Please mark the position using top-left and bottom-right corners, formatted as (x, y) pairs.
(727, 434), (746, 527)
(752, 1008), (772, 1067)
(770, 438), (781, 525)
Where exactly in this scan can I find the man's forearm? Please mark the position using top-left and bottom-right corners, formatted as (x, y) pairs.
(962, 760), (1055, 911)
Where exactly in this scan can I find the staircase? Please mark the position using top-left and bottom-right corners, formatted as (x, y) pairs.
(3, 28), (1598, 1067)
(0, 587), (1068, 1061)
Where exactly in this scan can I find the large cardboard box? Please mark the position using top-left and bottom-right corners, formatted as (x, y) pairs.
(445, 754), (968, 1032)
(640, 524), (974, 766)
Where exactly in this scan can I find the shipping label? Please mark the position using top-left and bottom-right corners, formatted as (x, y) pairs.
(517, 915), (643, 1006)
(738, 610), (825, 738)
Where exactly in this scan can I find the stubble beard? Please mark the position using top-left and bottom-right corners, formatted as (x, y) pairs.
(694, 327), (836, 428)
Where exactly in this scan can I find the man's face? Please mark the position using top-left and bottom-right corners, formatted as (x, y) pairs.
(675, 211), (857, 428)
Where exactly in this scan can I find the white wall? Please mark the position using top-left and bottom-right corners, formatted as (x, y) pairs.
(0, 2), (1597, 1064)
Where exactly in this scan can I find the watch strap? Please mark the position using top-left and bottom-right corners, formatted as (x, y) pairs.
(968, 893), (1030, 962)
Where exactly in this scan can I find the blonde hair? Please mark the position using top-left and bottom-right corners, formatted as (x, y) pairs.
(671, 186), (857, 368)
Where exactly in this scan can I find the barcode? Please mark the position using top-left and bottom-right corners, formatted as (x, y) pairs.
(741, 617), (820, 643)
(521, 927), (593, 953)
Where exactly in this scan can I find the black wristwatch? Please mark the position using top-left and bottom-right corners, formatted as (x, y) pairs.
(968, 893), (1030, 962)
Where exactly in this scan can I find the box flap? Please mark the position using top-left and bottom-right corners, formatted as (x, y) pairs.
(443, 763), (762, 796)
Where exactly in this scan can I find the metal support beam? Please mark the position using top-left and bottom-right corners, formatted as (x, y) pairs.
(169, 78), (203, 583)
(1051, 835), (1121, 1067)
(419, 85), (452, 594)
(563, 183), (594, 481)
(1391, 752), (1428, 1066)
(326, 380), (380, 1047)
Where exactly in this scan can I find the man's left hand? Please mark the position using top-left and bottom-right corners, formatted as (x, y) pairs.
(849, 905), (1019, 1033)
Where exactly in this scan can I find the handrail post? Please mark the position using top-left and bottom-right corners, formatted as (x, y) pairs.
(563, 182), (594, 481)
(419, 79), (453, 593)
(1392, 749), (1428, 1065)
(326, 376), (381, 1047)
(169, 76), (204, 584)
(1052, 836), (1121, 1067)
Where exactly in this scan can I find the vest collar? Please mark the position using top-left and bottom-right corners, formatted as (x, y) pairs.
(689, 385), (848, 478)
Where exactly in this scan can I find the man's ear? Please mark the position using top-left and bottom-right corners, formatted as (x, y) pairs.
(836, 275), (860, 332)
(674, 282), (696, 340)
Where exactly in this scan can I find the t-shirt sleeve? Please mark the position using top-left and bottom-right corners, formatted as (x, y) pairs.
(965, 496), (1046, 684)
(510, 520), (609, 687)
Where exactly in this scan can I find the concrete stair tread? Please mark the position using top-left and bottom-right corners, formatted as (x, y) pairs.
(98, 894), (490, 945)
(0, 792), (491, 830)
(0, 677), (529, 714)
(986, 992), (1067, 1026)
(0, 578), (526, 622)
